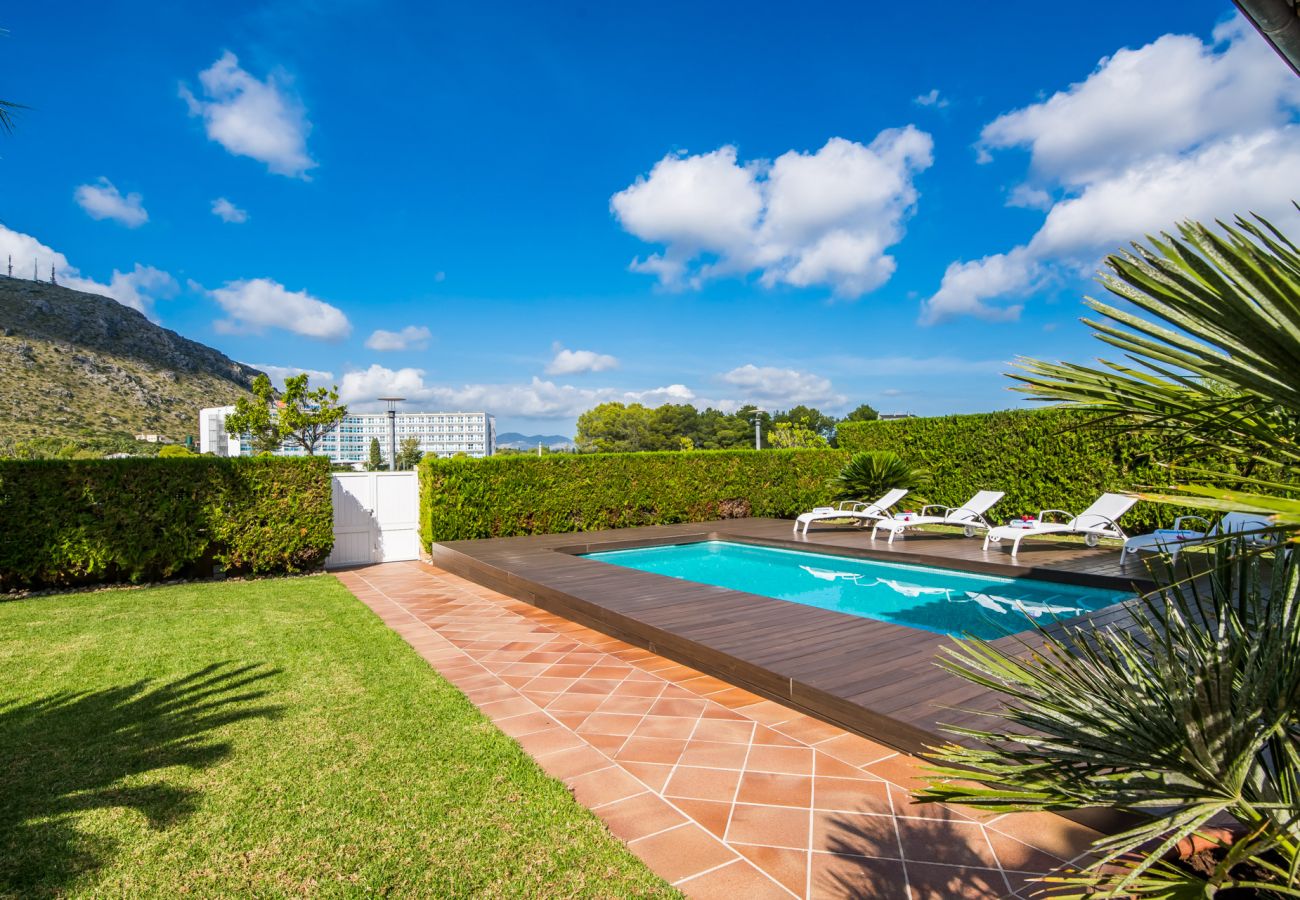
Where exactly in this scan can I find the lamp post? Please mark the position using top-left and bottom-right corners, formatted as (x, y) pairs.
(750, 409), (766, 451)
(378, 397), (404, 470)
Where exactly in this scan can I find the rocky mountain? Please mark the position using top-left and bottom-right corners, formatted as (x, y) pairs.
(0, 276), (261, 447)
(496, 432), (576, 450)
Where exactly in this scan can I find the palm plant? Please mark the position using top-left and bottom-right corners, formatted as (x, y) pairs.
(0, 100), (21, 134)
(1010, 212), (1300, 535)
(832, 450), (929, 502)
(919, 544), (1300, 896)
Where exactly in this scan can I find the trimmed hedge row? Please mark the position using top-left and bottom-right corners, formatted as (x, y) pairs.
(0, 457), (333, 591)
(420, 449), (848, 544)
(835, 409), (1231, 533)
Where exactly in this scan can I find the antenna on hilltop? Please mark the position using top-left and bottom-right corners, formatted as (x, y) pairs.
(33, 259), (38, 280)
(6, 255), (10, 277)
(50, 264), (56, 285)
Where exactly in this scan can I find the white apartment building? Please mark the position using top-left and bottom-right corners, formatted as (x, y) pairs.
(199, 407), (496, 466)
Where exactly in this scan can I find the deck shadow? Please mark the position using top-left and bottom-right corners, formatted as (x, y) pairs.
(0, 662), (282, 896)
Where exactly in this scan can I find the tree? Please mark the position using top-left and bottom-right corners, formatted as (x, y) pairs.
(278, 373), (347, 455)
(0, 99), (26, 135)
(366, 437), (384, 471)
(395, 436), (423, 470)
(223, 375), (282, 454)
(767, 421), (828, 449)
(575, 402), (654, 453)
(842, 403), (879, 423)
(773, 405), (837, 440)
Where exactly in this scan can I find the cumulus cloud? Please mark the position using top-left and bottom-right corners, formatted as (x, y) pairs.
(364, 324), (432, 351)
(74, 178), (148, 227)
(211, 197), (249, 223)
(0, 224), (176, 319)
(545, 344), (619, 375)
(244, 362), (335, 390)
(611, 128), (933, 299)
(338, 366), (703, 417)
(207, 277), (351, 340)
(181, 51), (315, 178)
(922, 17), (1300, 324)
(913, 88), (949, 108)
(718, 364), (845, 408)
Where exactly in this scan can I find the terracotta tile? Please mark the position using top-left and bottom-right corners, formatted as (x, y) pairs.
(627, 822), (738, 884)
(524, 675), (576, 694)
(727, 802), (810, 850)
(541, 663), (593, 679)
(746, 744), (815, 776)
(774, 716), (846, 745)
(699, 704), (748, 722)
(986, 811), (1101, 863)
(678, 739), (751, 770)
(621, 761), (676, 793)
(863, 751), (930, 790)
(735, 700), (801, 727)
(582, 732), (630, 756)
(575, 712), (644, 737)
(595, 694), (660, 716)
(546, 691), (607, 713)
(586, 664), (634, 680)
(649, 697), (709, 718)
(612, 679), (667, 698)
(751, 726), (804, 747)
(813, 752), (871, 779)
(983, 830), (1069, 874)
(567, 678), (626, 696)
(515, 725), (587, 758)
(895, 817), (1000, 868)
(814, 732), (896, 768)
(495, 711), (559, 738)
(885, 783), (976, 822)
(675, 858), (788, 899)
(670, 797), (733, 839)
(811, 810), (900, 858)
(550, 711), (591, 731)
(904, 862), (1008, 899)
(708, 687), (767, 709)
(813, 775), (892, 814)
(534, 745), (612, 780)
(690, 718), (756, 744)
(566, 766), (646, 808)
(631, 715), (700, 740)
(733, 843), (809, 897)
(736, 772), (813, 809)
(596, 792), (688, 842)
(809, 852), (908, 900)
(665, 766), (744, 802)
(615, 736), (689, 765)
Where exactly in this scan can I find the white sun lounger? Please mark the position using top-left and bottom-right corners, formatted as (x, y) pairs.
(793, 488), (908, 536)
(871, 490), (1005, 543)
(1122, 511), (1275, 565)
(983, 492), (1138, 557)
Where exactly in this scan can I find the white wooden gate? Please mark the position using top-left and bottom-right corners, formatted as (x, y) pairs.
(326, 471), (421, 568)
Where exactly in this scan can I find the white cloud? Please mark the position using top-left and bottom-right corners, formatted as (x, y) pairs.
(545, 344), (619, 375)
(74, 178), (148, 227)
(337, 365), (706, 418)
(207, 277), (351, 340)
(244, 362), (335, 390)
(211, 197), (249, 223)
(0, 224), (176, 319)
(612, 128), (933, 299)
(181, 51), (315, 178)
(913, 88), (949, 109)
(718, 364), (845, 408)
(364, 324), (432, 351)
(923, 17), (1300, 324)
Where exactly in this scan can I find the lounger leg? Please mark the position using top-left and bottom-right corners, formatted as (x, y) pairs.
(1010, 533), (1023, 557)
(888, 526), (899, 544)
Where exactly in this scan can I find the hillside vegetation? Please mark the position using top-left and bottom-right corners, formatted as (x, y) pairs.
(0, 277), (259, 449)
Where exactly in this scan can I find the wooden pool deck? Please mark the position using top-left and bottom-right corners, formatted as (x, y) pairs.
(429, 518), (1156, 756)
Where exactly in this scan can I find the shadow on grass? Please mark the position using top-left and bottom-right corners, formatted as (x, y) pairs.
(0, 662), (282, 896)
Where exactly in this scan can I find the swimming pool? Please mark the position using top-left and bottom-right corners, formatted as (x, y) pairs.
(582, 540), (1130, 639)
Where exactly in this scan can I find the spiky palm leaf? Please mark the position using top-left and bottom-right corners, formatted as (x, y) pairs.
(832, 450), (930, 502)
(0, 99), (26, 134)
(1010, 212), (1300, 532)
(919, 543), (1300, 897)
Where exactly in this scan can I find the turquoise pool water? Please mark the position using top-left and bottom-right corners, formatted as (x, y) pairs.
(582, 540), (1130, 639)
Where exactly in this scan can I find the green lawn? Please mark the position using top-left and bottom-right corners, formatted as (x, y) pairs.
(0, 577), (674, 898)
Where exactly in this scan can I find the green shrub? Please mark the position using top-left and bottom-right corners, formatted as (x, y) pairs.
(835, 409), (1243, 532)
(0, 457), (333, 591)
(420, 449), (847, 544)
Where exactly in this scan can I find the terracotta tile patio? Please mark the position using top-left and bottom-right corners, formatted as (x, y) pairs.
(335, 561), (1102, 899)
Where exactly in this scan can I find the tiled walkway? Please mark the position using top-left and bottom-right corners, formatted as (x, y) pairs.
(336, 561), (1101, 899)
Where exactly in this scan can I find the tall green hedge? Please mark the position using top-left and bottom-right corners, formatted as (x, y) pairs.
(0, 457), (333, 591)
(835, 409), (1237, 533)
(420, 449), (848, 544)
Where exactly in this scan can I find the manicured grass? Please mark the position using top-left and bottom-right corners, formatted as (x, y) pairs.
(0, 577), (675, 898)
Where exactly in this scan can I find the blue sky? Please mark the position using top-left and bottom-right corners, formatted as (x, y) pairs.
(3, 1), (1298, 434)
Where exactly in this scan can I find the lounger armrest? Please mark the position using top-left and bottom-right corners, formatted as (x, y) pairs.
(1077, 514), (1128, 539)
(1172, 515), (1212, 531)
(919, 504), (950, 516)
(1038, 509), (1074, 523)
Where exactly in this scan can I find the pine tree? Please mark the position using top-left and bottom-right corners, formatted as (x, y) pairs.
(366, 437), (384, 471)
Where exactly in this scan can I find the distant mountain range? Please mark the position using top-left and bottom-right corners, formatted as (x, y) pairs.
(496, 432), (575, 450)
(0, 277), (259, 447)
